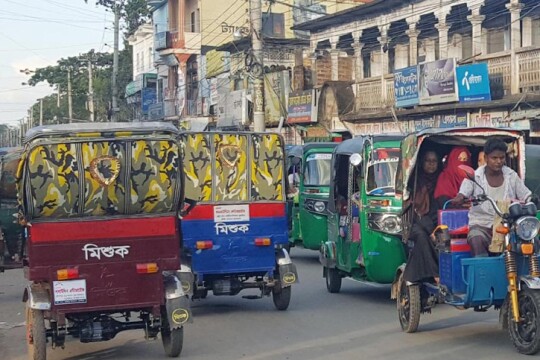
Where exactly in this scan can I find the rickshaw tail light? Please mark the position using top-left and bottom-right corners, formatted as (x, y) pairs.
(496, 226), (510, 235)
(196, 241), (213, 250)
(521, 243), (534, 255)
(136, 263), (159, 274)
(255, 238), (271, 246)
(57, 268), (79, 280)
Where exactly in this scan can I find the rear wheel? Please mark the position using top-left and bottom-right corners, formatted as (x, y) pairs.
(272, 285), (292, 311)
(324, 266), (342, 293)
(161, 308), (184, 358)
(508, 286), (540, 355)
(26, 303), (46, 360)
(397, 273), (421, 333)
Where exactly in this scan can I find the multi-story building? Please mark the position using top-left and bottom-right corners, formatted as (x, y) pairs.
(126, 24), (157, 121)
(294, 0), (540, 140)
(147, 0), (369, 130)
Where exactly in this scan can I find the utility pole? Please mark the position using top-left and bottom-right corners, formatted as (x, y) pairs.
(250, 0), (265, 132)
(67, 67), (73, 122)
(111, 2), (120, 122)
(57, 84), (61, 108)
(39, 98), (43, 126)
(87, 50), (95, 122)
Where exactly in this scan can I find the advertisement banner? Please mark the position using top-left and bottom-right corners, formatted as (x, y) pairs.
(418, 58), (458, 105)
(141, 88), (157, 115)
(217, 89), (246, 128)
(264, 71), (291, 123)
(394, 66), (419, 108)
(287, 89), (317, 124)
(412, 117), (436, 131)
(437, 113), (468, 128)
(456, 63), (491, 103)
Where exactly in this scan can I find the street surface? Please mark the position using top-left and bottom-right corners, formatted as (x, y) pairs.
(0, 248), (524, 360)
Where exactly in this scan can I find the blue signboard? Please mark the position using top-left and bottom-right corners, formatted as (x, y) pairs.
(437, 113), (468, 128)
(456, 63), (491, 103)
(141, 88), (157, 115)
(394, 66), (419, 108)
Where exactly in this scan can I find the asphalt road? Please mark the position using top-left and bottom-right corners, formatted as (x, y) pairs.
(0, 248), (528, 360)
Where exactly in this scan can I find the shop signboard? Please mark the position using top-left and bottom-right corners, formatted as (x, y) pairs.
(437, 113), (468, 128)
(287, 89), (317, 124)
(394, 66), (419, 107)
(418, 58), (458, 105)
(456, 63), (491, 103)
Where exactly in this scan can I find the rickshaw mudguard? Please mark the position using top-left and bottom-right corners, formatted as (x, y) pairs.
(319, 241), (337, 268)
(519, 275), (540, 290)
(23, 283), (51, 311)
(276, 249), (298, 286)
(390, 264), (407, 300)
(164, 273), (192, 328)
(177, 265), (195, 296)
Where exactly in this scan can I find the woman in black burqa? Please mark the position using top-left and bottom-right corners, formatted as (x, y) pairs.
(403, 150), (442, 284)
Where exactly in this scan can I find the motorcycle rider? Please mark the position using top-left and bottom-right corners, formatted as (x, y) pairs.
(451, 137), (531, 256)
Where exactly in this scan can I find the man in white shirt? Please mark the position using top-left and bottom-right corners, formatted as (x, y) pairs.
(452, 138), (531, 256)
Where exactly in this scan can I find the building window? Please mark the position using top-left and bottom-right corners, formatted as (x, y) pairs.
(262, 13), (285, 38)
(487, 29), (507, 54)
(136, 52), (140, 72)
(533, 19), (540, 46)
(186, 57), (199, 114)
(190, 11), (196, 32)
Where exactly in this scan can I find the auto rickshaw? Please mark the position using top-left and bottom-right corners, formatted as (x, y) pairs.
(19, 123), (191, 359)
(320, 135), (406, 292)
(287, 142), (337, 251)
(0, 147), (23, 271)
(393, 127), (540, 355)
(179, 131), (298, 310)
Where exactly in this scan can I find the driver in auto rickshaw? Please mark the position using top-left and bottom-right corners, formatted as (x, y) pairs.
(451, 137), (532, 257)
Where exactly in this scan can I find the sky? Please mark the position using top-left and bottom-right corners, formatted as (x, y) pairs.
(0, 0), (115, 126)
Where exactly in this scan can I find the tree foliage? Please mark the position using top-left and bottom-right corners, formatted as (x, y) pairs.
(85, 0), (150, 37)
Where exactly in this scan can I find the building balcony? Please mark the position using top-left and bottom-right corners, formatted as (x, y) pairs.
(353, 46), (540, 112)
(156, 30), (201, 56)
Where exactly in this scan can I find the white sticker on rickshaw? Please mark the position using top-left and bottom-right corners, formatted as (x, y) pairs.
(53, 280), (87, 305)
(214, 205), (250, 222)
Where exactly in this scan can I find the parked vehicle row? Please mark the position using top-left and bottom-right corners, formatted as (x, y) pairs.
(5, 124), (540, 359)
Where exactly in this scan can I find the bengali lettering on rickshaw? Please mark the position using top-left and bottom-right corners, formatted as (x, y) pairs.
(214, 204), (250, 222)
(214, 223), (250, 235)
(82, 243), (131, 261)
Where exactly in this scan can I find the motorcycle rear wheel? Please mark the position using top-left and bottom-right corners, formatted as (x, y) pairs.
(508, 286), (540, 355)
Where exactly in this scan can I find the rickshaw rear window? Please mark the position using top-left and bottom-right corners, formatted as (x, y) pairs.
(24, 139), (181, 219)
(181, 133), (285, 203)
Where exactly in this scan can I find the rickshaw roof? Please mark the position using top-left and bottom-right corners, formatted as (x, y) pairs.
(335, 135), (404, 155)
(287, 142), (337, 158)
(24, 122), (179, 144)
(405, 126), (523, 144)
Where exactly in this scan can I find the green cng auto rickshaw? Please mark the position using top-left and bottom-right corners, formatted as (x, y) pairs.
(288, 143), (337, 250)
(0, 147), (23, 271)
(320, 136), (406, 292)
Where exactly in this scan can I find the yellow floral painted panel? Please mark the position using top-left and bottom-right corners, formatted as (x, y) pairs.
(251, 134), (284, 201)
(180, 133), (212, 202)
(214, 134), (248, 201)
(82, 141), (127, 216)
(27, 144), (80, 218)
(129, 140), (180, 214)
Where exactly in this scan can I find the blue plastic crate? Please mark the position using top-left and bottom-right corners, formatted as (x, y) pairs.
(438, 209), (469, 231)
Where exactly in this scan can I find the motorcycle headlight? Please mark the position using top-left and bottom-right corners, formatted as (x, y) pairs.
(368, 213), (402, 235)
(515, 216), (540, 241)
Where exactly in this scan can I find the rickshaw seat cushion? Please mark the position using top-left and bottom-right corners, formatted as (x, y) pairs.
(438, 209), (469, 231)
(448, 225), (469, 236)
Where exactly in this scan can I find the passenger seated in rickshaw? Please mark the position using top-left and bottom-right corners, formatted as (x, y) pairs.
(451, 138), (532, 257)
(403, 150), (442, 284)
(434, 146), (472, 207)
(403, 147), (473, 284)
